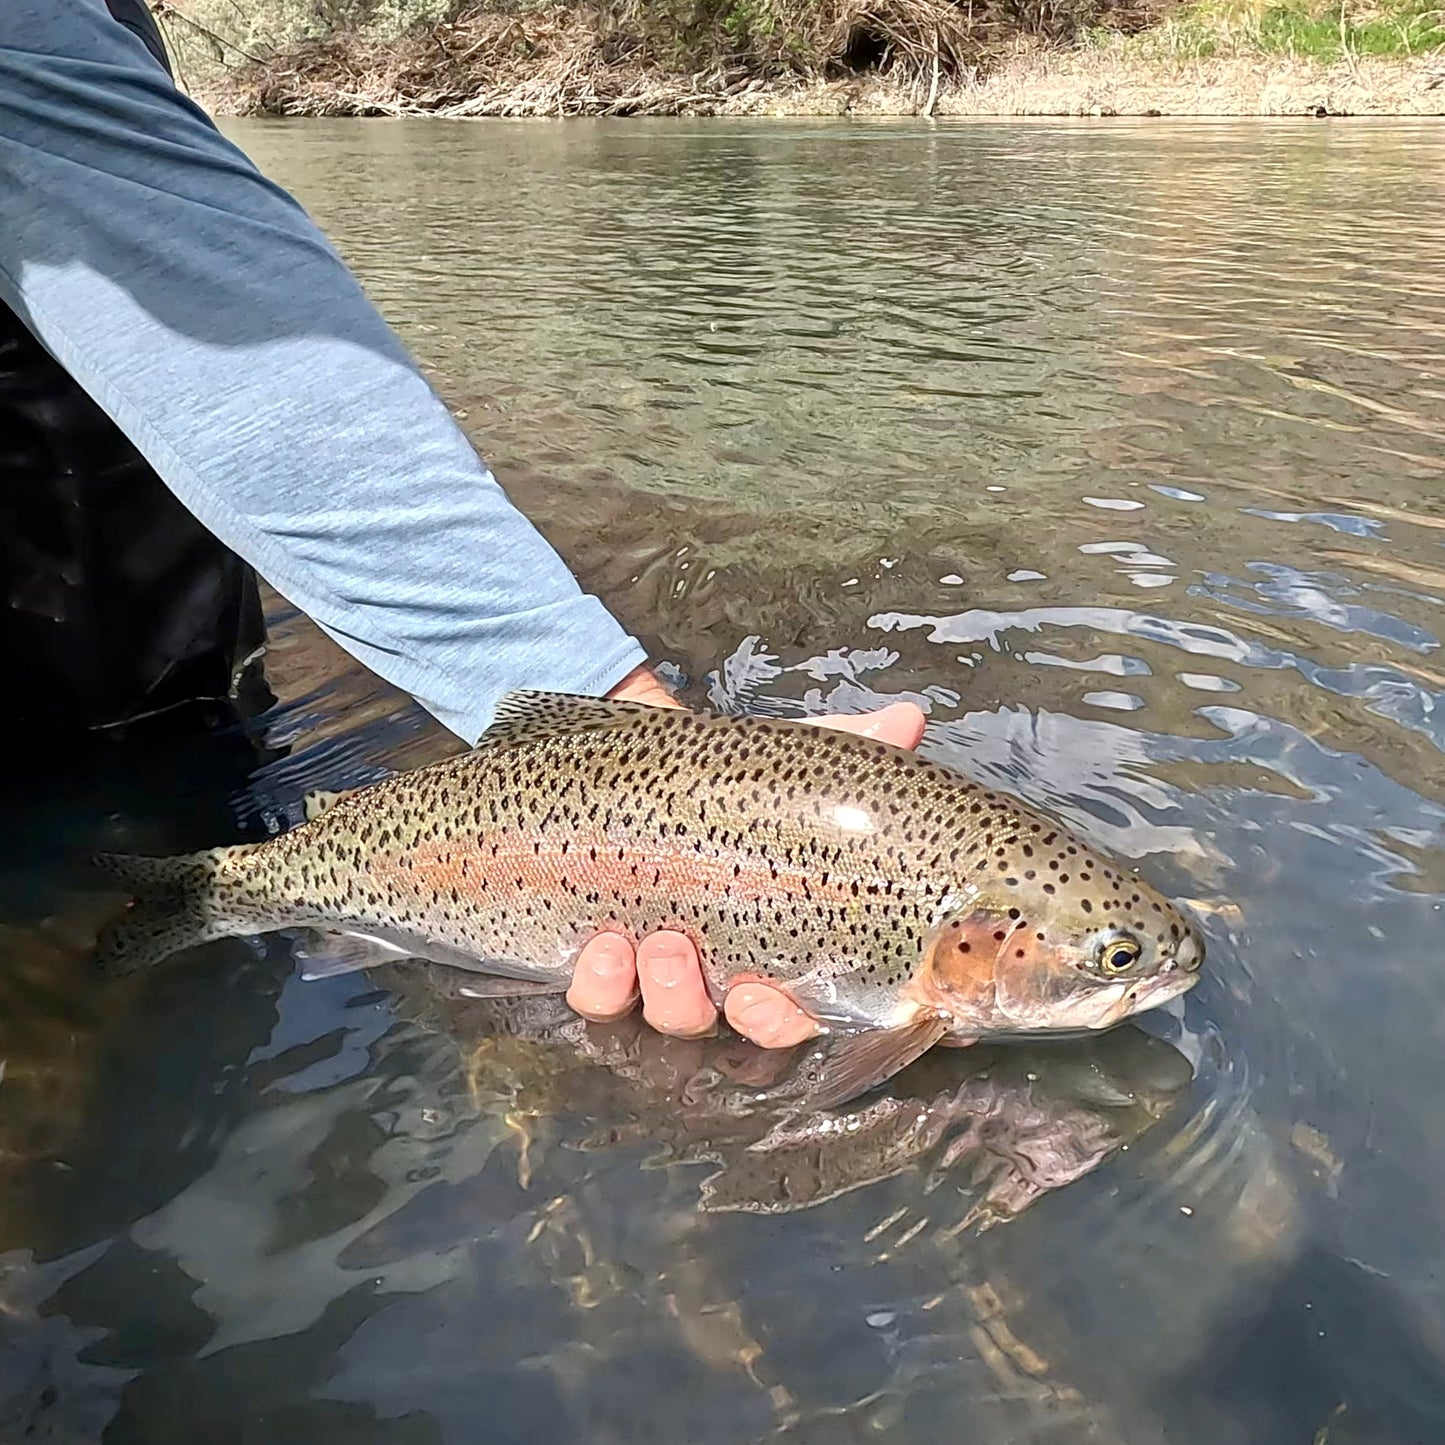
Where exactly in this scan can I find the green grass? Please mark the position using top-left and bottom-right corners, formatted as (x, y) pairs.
(1118, 0), (1445, 59)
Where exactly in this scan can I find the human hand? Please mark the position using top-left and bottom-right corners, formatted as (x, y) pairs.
(566, 668), (927, 1048)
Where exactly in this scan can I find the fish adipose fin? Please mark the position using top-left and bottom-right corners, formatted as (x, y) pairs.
(91, 849), (238, 978)
(801, 1013), (952, 1111)
(302, 788), (359, 822)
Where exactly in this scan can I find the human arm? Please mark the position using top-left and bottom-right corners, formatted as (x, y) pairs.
(0, 3), (922, 1049)
(0, 0), (648, 746)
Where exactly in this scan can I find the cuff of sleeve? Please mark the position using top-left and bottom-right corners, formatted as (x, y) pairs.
(411, 597), (652, 746)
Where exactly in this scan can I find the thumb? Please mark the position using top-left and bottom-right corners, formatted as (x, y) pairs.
(801, 701), (926, 751)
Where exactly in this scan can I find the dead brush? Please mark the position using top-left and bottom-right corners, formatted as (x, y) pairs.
(215, 0), (1058, 115)
(816, 0), (985, 78)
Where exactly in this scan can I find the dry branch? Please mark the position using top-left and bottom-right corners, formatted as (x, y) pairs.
(216, 0), (1060, 116)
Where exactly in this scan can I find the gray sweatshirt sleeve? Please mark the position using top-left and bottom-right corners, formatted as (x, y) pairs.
(0, 0), (648, 744)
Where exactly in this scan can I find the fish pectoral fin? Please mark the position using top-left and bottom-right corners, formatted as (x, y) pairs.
(800, 1013), (951, 1112)
(452, 976), (568, 999)
(293, 930), (418, 980)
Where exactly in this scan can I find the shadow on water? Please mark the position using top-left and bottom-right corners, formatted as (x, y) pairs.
(2, 117), (1445, 1443)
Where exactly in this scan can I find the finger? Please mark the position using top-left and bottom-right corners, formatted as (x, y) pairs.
(566, 931), (640, 1022)
(637, 929), (719, 1039)
(713, 1040), (804, 1087)
(805, 701), (926, 751)
(724, 980), (823, 1049)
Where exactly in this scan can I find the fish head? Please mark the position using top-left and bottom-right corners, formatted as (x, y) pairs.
(917, 826), (1205, 1038)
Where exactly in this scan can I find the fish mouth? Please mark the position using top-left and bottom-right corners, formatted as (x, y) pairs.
(970, 971), (1197, 1044)
(1101, 969), (1199, 1026)
(1030, 971), (1199, 1038)
(980, 1024), (1115, 1044)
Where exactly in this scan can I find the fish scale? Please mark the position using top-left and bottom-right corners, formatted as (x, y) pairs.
(93, 691), (1205, 1109)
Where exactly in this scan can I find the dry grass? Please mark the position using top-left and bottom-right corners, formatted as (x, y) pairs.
(231, 8), (738, 117)
(249, 13), (781, 116)
(168, 0), (1443, 115)
(182, 0), (1066, 116)
(935, 39), (1445, 111)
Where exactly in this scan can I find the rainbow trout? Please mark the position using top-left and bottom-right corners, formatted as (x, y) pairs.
(94, 692), (1204, 1109)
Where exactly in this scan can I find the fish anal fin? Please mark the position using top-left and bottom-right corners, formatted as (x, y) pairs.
(294, 931), (417, 980)
(801, 1013), (951, 1112)
(455, 976), (568, 999)
(292, 930), (569, 995)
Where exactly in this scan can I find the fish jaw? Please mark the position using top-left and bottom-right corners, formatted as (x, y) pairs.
(989, 961), (1199, 1037)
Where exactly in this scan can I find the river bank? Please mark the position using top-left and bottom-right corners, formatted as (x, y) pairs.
(198, 51), (1445, 120)
(902, 48), (1441, 116)
(172, 0), (1444, 119)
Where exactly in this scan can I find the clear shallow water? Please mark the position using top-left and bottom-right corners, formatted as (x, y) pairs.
(3, 118), (1445, 1443)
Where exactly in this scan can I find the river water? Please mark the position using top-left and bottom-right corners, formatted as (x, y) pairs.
(2, 118), (1444, 1443)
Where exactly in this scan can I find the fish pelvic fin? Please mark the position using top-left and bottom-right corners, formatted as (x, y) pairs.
(91, 846), (255, 978)
(799, 1012), (952, 1112)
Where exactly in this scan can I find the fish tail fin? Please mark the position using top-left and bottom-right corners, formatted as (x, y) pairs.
(92, 846), (253, 978)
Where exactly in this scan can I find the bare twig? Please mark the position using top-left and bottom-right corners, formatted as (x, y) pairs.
(156, 1), (269, 67)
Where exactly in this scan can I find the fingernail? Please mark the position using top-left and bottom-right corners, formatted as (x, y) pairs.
(647, 949), (692, 987)
(587, 943), (630, 979)
(735, 998), (780, 1035)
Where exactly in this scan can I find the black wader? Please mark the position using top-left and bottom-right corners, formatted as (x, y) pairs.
(0, 0), (266, 746)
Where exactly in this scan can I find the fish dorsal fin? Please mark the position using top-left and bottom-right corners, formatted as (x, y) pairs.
(478, 690), (666, 750)
(302, 787), (356, 822)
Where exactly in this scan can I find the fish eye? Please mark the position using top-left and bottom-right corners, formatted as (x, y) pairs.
(1098, 935), (1143, 974)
